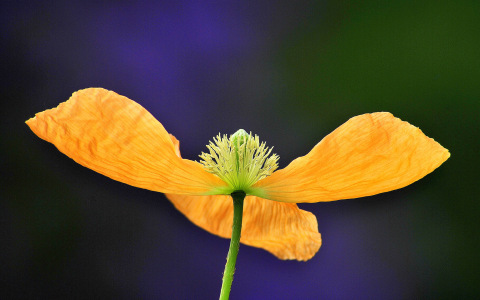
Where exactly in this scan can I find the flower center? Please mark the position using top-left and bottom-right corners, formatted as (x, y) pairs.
(199, 129), (279, 193)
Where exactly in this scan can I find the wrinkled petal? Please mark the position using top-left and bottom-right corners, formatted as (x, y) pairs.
(254, 112), (450, 203)
(26, 88), (227, 195)
(166, 194), (321, 261)
(167, 134), (321, 260)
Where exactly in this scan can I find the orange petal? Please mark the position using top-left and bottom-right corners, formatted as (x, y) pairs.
(167, 133), (320, 260)
(254, 112), (450, 203)
(166, 193), (321, 261)
(26, 88), (227, 195)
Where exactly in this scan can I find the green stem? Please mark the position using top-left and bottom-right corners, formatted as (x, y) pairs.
(219, 191), (246, 300)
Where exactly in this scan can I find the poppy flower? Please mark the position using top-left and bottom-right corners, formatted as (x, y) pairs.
(26, 88), (450, 262)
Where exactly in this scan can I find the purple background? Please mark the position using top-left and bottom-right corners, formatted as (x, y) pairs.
(2, 1), (479, 299)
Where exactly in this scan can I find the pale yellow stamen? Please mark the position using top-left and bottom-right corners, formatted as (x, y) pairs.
(199, 129), (279, 194)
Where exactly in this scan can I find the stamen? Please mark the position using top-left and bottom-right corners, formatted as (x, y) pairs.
(199, 129), (279, 193)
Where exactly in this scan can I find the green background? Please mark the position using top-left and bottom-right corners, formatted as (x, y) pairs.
(2, 0), (479, 298)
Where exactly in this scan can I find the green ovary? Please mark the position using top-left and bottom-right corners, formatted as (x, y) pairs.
(199, 129), (279, 194)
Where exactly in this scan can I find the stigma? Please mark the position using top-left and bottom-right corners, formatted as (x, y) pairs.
(199, 129), (279, 193)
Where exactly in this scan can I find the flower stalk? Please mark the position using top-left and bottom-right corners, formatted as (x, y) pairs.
(219, 190), (246, 300)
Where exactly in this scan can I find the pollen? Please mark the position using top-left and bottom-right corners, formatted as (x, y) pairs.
(199, 129), (279, 193)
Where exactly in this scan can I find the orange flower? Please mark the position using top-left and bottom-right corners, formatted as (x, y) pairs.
(26, 88), (450, 261)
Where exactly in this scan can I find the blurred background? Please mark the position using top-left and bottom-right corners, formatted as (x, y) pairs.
(1, 0), (479, 299)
